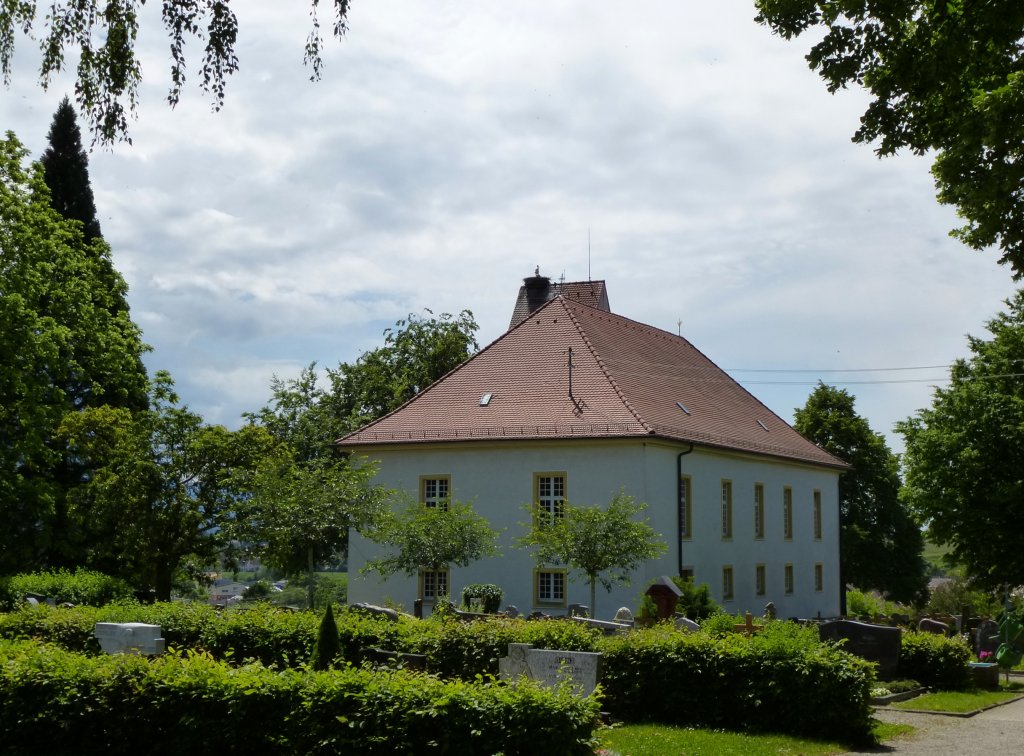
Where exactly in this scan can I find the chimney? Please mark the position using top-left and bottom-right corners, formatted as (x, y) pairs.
(523, 269), (552, 315)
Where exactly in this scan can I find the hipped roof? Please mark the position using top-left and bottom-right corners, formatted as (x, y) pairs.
(340, 297), (847, 469)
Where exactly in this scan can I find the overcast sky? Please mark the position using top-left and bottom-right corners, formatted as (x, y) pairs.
(3, 1), (1017, 454)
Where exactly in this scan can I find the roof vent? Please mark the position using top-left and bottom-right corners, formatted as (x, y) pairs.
(675, 402), (691, 415)
(756, 419), (769, 432)
(480, 393), (493, 406)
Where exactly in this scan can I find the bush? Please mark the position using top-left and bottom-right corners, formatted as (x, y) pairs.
(461, 583), (503, 613)
(899, 630), (971, 690)
(0, 639), (600, 756)
(670, 577), (721, 620)
(0, 570), (134, 610)
(598, 622), (875, 744)
(310, 604), (340, 671)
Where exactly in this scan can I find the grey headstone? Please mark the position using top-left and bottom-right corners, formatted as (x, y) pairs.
(499, 643), (602, 697)
(94, 623), (165, 655)
(917, 618), (948, 635)
(675, 615), (700, 632)
(818, 619), (901, 676)
(350, 602), (399, 622)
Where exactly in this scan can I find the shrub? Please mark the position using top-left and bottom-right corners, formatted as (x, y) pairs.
(0, 639), (601, 756)
(0, 569), (134, 610)
(670, 577), (721, 620)
(310, 604), (340, 671)
(597, 622), (875, 744)
(461, 583), (503, 613)
(899, 630), (971, 690)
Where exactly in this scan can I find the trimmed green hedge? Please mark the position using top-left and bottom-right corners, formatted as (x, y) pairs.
(0, 639), (600, 756)
(0, 570), (134, 610)
(598, 621), (876, 744)
(898, 630), (972, 690)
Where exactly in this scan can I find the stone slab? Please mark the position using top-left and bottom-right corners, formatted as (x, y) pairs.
(94, 622), (165, 655)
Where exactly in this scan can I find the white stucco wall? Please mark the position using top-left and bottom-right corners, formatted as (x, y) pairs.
(347, 438), (841, 620)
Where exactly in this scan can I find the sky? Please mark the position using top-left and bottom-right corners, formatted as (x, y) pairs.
(2, 1), (1017, 454)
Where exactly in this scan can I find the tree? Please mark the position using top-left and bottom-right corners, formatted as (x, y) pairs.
(234, 451), (392, 608)
(897, 291), (1024, 590)
(332, 309), (479, 427)
(41, 97), (102, 243)
(517, 492), (666, 616)
(58, 371), (276, 600)
(794, 383), (928, 606)
(362, 499), (501, 586)
(0, 131), (149, 573)
(1, 1), (353, 145)
(755, 1), (1024, 276)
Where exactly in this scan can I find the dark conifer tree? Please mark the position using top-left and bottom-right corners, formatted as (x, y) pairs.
(41, 97), (103, 243)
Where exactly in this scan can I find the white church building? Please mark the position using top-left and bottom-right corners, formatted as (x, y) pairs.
(342, 273), (846, 619)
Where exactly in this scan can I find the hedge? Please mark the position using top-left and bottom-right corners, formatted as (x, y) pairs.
(0, 570), (133, 610)
(898, 630), (972, 690)
(0, 639), (600, 756)
(598, 621), (876, 744)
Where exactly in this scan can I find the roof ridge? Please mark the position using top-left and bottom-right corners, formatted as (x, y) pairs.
(559, 297), (654, 434)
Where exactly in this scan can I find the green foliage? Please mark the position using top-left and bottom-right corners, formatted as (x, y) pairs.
(0, 132), (149, 573)
(925, 572), (1002, 617)
(309, 604), (340, 671)
(364, 499), (501, 577)
(42, 97), (103, 243)
(0, 569), (133, 610)
(517, 491), (666, 616)
(670, 577), (721, 621)
(898, 291), (1024, 589)
(242, 580), (273, 601)
(898, 631), (972, 690)
(0, 638), (601, 755)
(755, 1), (1024, 276)
(598, 623), (875, 744)
(461, 583), (503, 613)
(794, 383), (928, 604)
(845, 589), (909, 618)
(58, 372), (277, 600)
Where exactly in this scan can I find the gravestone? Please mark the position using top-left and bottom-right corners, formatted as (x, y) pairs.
(94, 623), (165, 655)
(571, 616), (633, 636)
(645, 575), (683, 620)
(918, 617), (949, 635)
(818, 619), (901, 677)
(675, 615), (700, 632)
(498, 643), (602, 696)
(567, 603), (589, 618)
(350, 602), (399, 622)
(365, 647), (427, 671)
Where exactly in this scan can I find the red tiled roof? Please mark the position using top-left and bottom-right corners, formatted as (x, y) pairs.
(340, 297), (847, 469)
(508, 279), (609, 329)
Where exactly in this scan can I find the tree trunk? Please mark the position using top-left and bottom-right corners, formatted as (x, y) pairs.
(307, 545), (316, 609)
(590, 576), (597, 619)
(154, 561), (173, 603)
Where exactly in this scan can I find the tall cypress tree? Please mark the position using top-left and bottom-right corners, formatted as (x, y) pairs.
(41, 97), (103, 243)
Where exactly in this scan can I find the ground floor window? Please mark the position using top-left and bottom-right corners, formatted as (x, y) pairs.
(814, 563), (824, 592)
(755, 564), (766, 596)
(722, 565), (734, 601)
(784, 564), (794, 595)
(534, 568), (566, 606)
(419, 569), (449, 601)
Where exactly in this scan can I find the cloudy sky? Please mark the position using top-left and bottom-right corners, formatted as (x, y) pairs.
(3, 1), (1017, 453)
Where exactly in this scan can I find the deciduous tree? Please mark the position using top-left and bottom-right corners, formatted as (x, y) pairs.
(755, 1), (1024, 276)
(517, 492), (666, 616)
(897, 291), (1024, 589)
(1, 1), (353, 145)
(0, 131), (148, 573)
(794, 383), (928, 606)
(58, 371), (275, 600)
(362, 499), (501, 584)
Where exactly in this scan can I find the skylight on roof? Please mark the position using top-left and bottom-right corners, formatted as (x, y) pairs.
(676, 402), (691, 415)
(756, 419), (769, 432)
(480, 393), (493, 406)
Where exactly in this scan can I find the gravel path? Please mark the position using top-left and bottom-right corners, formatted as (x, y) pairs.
(841, 698), (1024, 755)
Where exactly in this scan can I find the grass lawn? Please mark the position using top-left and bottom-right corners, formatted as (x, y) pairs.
(891, 682), (1024, 713)
(595, 720), (912, 755)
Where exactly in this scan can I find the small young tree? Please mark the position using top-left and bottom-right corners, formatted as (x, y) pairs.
(361, 499), (501, 586)
(310, 603), (340, 671)
(517, 491), (666, 617)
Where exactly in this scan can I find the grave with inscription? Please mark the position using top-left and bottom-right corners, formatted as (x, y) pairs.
(818, 619), (901, 677)
(498, 643), (602, 696)
(94, 623), (165, 655)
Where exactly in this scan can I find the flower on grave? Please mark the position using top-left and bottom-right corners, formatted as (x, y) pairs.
(979, 650), (993, 662)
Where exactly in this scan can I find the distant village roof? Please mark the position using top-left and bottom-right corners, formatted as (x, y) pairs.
(340, 284), (846, 469)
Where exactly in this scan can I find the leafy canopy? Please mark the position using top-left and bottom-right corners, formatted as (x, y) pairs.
(794, 382), (928, 605)
(363, 499), (501, 578)
(755, 1), (1024, 276)
(517, 491), (666, 615)
(897, 290), (1024, 589)
(0, 1), (352, 145)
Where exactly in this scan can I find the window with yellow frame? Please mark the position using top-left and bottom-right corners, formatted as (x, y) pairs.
(534, 472), (566, 525)
(420, 475), (451, 510)
(533, 568), (566, 606)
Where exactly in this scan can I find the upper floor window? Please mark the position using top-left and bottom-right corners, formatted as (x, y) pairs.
(753, 483), (765, 539)
(420, 475), (451, 510)
(721, 480), (733, 539)
(813, 490), (822, 540)
(679, 475), (692, 539)
(535, 473), (567, 524)
(783, 487), (793, 540)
